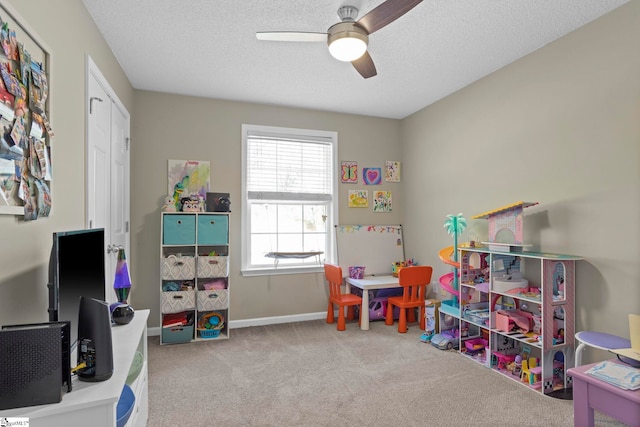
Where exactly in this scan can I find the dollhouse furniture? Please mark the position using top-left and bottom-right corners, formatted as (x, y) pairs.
(568, 360), (640, 427)
(528, 365), (543, 386)
(324, 264), (362, 331)
(574, 330), (631, 366)
(492, 351), (516, 369)
(384, 266), (433, 333)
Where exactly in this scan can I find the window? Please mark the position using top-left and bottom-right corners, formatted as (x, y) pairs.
(241, 124), (337, 275)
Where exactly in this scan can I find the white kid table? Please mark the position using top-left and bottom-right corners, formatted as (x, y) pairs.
(345, 275), (400, 330)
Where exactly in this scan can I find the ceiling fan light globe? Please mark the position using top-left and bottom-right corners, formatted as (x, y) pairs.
(329, 37), (367, 61)
(327, 22), (368, 62)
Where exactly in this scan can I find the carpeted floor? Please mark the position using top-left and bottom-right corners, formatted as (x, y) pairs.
(147, 319), (625, 426)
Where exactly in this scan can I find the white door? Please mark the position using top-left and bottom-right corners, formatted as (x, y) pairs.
(86, 56), (131, 305)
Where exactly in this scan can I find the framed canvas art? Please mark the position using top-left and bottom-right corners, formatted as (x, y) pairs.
(168, 159), (210, 210)
(341, 161), (357, 183)
(363, 167), (382, 185)
(373, 191), (392, 212)
(348, 190), (368, 208)
(385, 161), (401, 182)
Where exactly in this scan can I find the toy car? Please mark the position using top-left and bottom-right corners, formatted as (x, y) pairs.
(431, 329), (460, 350)
(420, 330), (435, 343)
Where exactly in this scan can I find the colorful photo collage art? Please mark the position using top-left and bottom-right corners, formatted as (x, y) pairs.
(0, 11), (53, 220)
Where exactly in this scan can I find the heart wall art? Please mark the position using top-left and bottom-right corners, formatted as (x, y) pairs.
(363, 167), (382, 185)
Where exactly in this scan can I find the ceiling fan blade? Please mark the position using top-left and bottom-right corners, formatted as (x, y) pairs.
(351, 51), (377, 79)
(357, 0), (423, 34)
(256, 32), (327, 42)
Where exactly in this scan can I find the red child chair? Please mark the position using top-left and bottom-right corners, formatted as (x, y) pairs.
(385, 265), (433, 333)
(324, 264), (362, 331)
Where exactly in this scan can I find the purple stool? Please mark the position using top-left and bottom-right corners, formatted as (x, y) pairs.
(575, 331), (631, 366)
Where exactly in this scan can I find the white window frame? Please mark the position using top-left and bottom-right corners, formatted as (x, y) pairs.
(241, 124), (338, 276)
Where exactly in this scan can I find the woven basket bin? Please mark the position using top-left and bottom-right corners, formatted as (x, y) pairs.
(197, 256), (229, 278)
(161, 255), (196, 280)
(197, 289), (229, 311)
(161, 289), (196, 314)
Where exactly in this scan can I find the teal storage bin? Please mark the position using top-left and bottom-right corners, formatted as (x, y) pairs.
(161, 324), (194, 344)
(197, 214), (229, 245)
(163, 214), (196, 245)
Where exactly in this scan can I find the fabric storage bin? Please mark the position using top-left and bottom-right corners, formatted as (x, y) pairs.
(161, 255), (196, 280)
(197, 256), (229, 278)
(163, 214), (196, 245)
(197, 214), (229, 245)
(161, 324), (194, 344)
(197, 289), (229, 311)
(161, 289), (196, 313)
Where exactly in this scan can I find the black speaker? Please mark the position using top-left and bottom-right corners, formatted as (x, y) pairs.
(0, 321), (71, 410)
(77, 297), (113, 382)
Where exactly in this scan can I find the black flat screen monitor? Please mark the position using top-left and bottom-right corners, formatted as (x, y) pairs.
(48, 228), (106, 350)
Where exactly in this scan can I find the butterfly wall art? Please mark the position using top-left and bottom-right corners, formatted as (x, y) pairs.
(341, 161), (357, 183)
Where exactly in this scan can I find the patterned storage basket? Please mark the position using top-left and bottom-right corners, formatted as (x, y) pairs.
(197, 289), (229, 311)
(161, 289), (196, 313)
(197, 256), (229, 278)
(161, 255), (196, 280)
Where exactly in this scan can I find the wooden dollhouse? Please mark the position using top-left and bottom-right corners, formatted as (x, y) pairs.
(439, 201), (581, 396)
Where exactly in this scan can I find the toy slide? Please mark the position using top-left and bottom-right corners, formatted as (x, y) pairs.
(438, 246), (459, 268)
(438, 246), (460, 297)
(439, 272), (460, 297)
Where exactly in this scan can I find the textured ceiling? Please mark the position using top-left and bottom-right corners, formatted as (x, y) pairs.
(81, 0), (629, 119)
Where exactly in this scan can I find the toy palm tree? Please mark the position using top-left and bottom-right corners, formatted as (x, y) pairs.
(443, 213), (467, 298)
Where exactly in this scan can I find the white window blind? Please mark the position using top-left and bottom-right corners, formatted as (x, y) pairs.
(242, 125), (337, 275)
(246, 131), (333, 202)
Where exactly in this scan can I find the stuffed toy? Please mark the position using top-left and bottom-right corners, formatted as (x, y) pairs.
(161, 196), (177, 212)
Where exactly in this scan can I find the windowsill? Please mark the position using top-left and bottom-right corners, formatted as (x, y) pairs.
(241, 265), (324, 277)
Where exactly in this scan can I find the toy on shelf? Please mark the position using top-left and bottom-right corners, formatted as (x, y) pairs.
(161, 196), (177, 212)
(391, 258), (417, 277)
(197, 311), (224, 339)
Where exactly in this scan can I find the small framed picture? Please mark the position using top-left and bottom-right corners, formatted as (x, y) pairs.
(363, 167), (381, 185)
(373, 191), (392, 212)
(348, 190), (368, 208)
(341, 161), (357, 183)
(385, 161), (400, 182)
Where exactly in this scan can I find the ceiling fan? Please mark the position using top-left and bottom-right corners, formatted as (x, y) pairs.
(256, 0), (423, 79)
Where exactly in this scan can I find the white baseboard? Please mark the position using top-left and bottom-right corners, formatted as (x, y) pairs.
(148, 311), (328, 337)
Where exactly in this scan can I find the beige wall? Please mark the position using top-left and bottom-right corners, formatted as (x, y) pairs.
(130, 93), (402, 326)
(0, 0), (636, 368)
(0, 0), (133, 325)
(402, 1), (639, 364)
